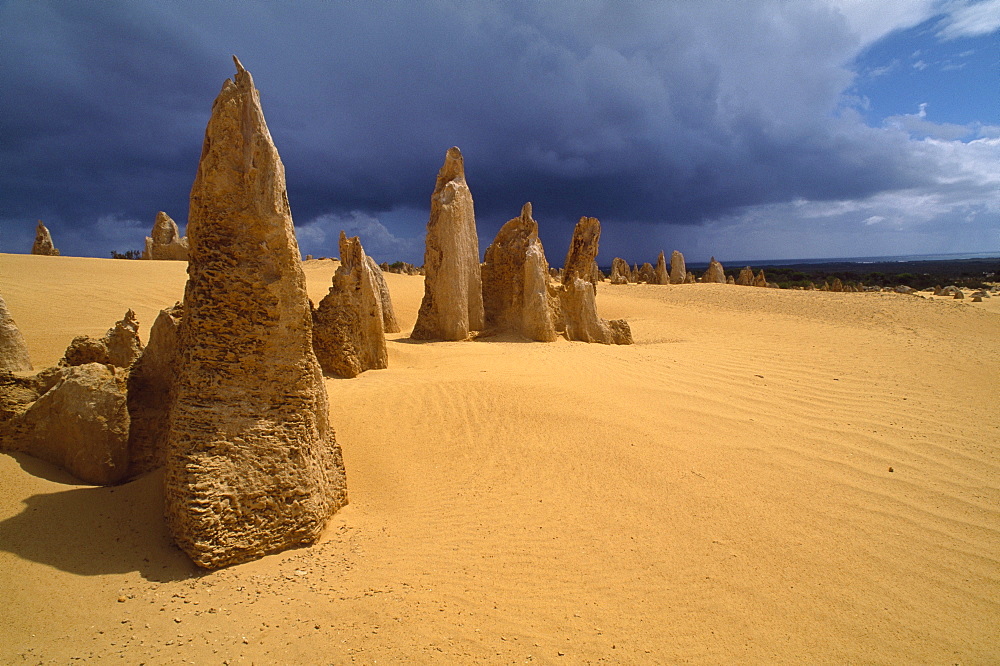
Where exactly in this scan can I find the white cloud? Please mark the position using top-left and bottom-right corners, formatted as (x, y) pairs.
(298, 211), (423, 263)
(938, 0), (1000, 39)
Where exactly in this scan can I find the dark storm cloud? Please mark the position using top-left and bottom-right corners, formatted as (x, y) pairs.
(0, 1), (948, 259)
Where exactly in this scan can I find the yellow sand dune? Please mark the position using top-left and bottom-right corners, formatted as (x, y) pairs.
(1, 252), (997, 663)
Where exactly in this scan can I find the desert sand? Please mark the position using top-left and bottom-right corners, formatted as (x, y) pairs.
(1, 251), (998, 663)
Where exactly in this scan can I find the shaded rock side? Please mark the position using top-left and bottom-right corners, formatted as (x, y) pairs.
(60, 309), (143, 370)
(654, 251), (669, 285)
(411, 146), (484, 341)
(562, 217), (601, 287)
(481, 203), (557, 342)
(313, 232), (388, 378)
(0, 363), (130, 485)
(166, 56), (347, 570)
(637, 263), (655, 284)
(754, 270), (768, 288)
(669, 250), (686, 284)
(142, 211), (189, 261)
(0, 294), (32, 372)
(31, 220), (60, 256)
(366, 256), (401, 333)
(126, 303), (183, 479)
(703, 257), (725, 283)
(736, 266), (755, 286)
(561, 277), (632, 345)
(610, 257), (631, 284)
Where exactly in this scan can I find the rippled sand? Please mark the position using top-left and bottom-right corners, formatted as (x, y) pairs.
(1, 252), (997, 663)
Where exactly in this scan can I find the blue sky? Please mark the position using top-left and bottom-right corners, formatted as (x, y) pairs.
(0, 0), (998, 264)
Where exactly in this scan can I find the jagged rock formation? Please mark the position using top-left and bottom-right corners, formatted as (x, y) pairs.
(31, 221), (60, 256)
(0, 294), (32, 372)
(142, 211), (189, 261)
(831, 278), (844, 292)
(313, 232), (388, 378)
(703, 257), (725, 283)
(637, 263), (655, 284)
(754, 270), (768, 288)
(685, 272), (697, 284)
(654, 251), (669, 285)
(558, 217), (632, 345)
(481, 203), (557, 342)
(165, 56), (347, 569)
(60, 310), (143, 369)
(736, 266), (755, 286)
(727, 275), (736, 285)
(670, 250), (686, 284)
(0, 363), (130, 485)
(610, 257), (631, 284)
(562, 217), (601, 292)
(126, 303), (182, 478)
(411, 147), (484, 341)
(366, 256), (401, 334)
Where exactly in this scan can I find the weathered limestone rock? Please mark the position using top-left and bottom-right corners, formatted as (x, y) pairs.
(562, 217), (601, 290)
(126, 303), (183, 478)
(637, 262), (655, 284)
(481, 203), (557, 342)
(366, 256), (401, 333)
(669, 250), (686, 284)
(0, 294), (32, 372)
(142, 211), (189, 261)
(0, 363), (130, 485)
(31, 220), (60, 256)
(703, 257), (725, 283)
(60, 310), (143, 369)
(558, 217), (632, 345)
(379, 261), (422, 275)
(411, 147), (484, 341)
(754, 270), (768, 288)
(165, 56), (347, 569)
(894, 285), (916, 295)
(736, 266), (755, 286)
(654, 251), (669, 285)
(831, 278), (844, 292)
(973, 295), (983, 302)
(684, 272), (697, 284)
(953, 290), (965, 299)
(313, 232), (388, 378)
(939, 285), (962, 297)
(610, 258), (631, 284)
(727, 275), (736, 285)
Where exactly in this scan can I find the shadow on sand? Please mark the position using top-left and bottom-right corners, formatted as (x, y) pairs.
(0, 455), (198, 583)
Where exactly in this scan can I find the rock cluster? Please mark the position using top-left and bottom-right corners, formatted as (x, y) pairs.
(164, 57), (347, 569)
(0, 310), (142, 485)
(313, 232), (388, 378)
(379, 261), (423, 275)
(610, 257), (631, 284)
(411, 147), (485, 341)
(31, 221), (60, 256)
(0, 294), (32, 372)
(559, 217), (632, 345)
(670, 250), (686, 284)
(736, 266), (755, 286)
(60, 309), (143, 369)
(142, 211), (189, 261)
(703, 257), (725, 283)
(481, 203), (557, 341)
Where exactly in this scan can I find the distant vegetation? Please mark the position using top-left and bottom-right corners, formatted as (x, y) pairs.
(750, 259), (999, 290)
(110, 250), (142, 260)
